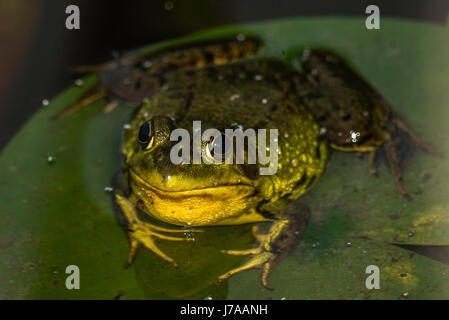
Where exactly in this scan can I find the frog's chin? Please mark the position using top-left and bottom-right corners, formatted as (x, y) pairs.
(129, 169), (255, 199)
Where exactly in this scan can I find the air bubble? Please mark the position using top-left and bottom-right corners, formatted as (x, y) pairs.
(229, 94), (240, 101)
(47, 155), (56, 165)
(236, 33), (246, 42)
(164, 1), (174, 11)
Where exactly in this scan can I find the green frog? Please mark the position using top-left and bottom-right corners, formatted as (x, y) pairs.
(57, 36), (441, 290)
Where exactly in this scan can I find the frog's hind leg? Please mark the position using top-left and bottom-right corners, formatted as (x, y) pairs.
(393, 115), (444, 157)
(115, 194), (195, 268)
(382, 115), (444, 200)
(52, 84), (120, 119)
(383, 132), (412, 200)
(217, 203), (310, 290)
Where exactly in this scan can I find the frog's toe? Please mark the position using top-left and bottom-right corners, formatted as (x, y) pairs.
(126, 229), (181, 268)
(251, 225), (268, 242)
(216, 252), (274, 288)
(221, 247), (262, 256)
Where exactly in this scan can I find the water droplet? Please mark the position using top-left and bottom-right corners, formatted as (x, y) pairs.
(104, 186), (114, 193)
(402, 292), (409, 298)
(123, 123), (131, 130)
(142, 60), (153, 69)
(42, 99), (50, 106)
(302, 48), (311, 59)
(164, 1), (174, 11)
(229, 94), (240, 101)
(74, 79), (84, 87)
(320, 127), (327, 135)
(408, 231), (414, 237)
(111, 51), (120, 59)
(346, 242), (352, 247)
(47, 155), (56, 165)
(236, 33), (246, 42)
(261, 98), (268, 104)
(254, 74), (263, 81)
(166, 175), (172, 181)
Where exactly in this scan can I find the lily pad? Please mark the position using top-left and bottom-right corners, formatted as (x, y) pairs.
(1, 16), (449, 299)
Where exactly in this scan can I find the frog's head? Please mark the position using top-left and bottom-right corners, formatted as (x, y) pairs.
(123, 116), (269, 226)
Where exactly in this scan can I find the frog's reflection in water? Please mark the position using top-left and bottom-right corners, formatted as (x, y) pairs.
(132, 216), (255, 299)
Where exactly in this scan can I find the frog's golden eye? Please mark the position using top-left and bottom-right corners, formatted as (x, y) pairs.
(138, 120), (155, 151)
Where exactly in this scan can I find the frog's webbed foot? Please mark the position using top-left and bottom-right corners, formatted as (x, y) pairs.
(115, 194), (194, 268)
(217, 205), (310, 290)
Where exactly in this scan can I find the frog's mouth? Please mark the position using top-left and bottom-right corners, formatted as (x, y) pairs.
(129, 169), (256, 199)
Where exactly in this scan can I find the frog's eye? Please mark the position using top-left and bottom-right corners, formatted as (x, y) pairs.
(138, 120), (155, 151)
(206, 133), (231, 160)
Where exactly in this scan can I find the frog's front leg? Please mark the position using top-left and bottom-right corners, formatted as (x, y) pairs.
(115, 194), (194, 268)
(217, 203), (310, 290)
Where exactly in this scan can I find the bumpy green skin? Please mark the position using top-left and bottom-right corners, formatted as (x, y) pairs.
(104, 39), (401, 288)
(122, 59), (328, 226)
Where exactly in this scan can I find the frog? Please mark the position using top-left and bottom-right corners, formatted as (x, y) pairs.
(57, 35), (442, 290)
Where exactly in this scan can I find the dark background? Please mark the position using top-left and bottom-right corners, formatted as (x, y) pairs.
(1, 0), (449, 150)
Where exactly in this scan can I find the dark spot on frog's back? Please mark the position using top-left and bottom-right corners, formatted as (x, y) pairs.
(318, 111), (330, 122)
(203, 51), (214, 63)
(332, 104), (341, 111)
(134, 77), (143, 90)
(269, 104), (278, 112)
(342, 113), (351, 121)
